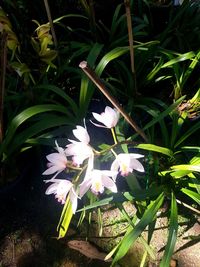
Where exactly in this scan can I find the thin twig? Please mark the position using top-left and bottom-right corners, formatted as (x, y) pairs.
(43, 0), (58, 49)
(79, 61), (148, 142)
(176, 198), (200, 215)
(0, 31), (7, 144)
(124, 0), (137, 95)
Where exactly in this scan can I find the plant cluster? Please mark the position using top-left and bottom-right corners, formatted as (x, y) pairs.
(43, 106), (144, 230)
(43, 98), (200, 265)
(0, 0), (200, 266)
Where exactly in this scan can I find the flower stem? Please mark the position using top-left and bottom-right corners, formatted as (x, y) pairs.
(111, 127), (117, 145)
(73, 164), (88, 183)
(111, 148), (118, 158)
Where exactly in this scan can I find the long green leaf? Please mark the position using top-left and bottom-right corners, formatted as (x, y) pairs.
(182, 50), (200, 87)
(57, 197), (73, 239)
(77, 197), (113, 212)
(0, 104), (70, 156)
(109, 4), (125, 41)
(160, 192), (178, 267)
(7, 115), (73, 156)
(33, 84), (79, 115)
(123, 186), (164, 201)
(161, 51), (195, 68)
(143, 96), (185, 131)
(181, 146), (200, 152)
(174, 120), (200, 148)
(95, 46), (129, 75)
(181, 188), (200, 205)
(79, 43), (104, 114)
(136, 144), (173, 157)
(117, 204), (156, 260)
(171, 164), (200, 172)
(112, 193), (164, 265)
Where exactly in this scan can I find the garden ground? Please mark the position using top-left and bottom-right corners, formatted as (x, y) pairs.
(0, 162), (110, 267)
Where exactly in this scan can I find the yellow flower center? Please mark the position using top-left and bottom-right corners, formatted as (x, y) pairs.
(93, 180), (102, 192)
(121, 163), (128, 173)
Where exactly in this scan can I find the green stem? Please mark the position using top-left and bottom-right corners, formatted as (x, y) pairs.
(111, 148), (118, 158)
(73, 163), (88, 183)
(94, 140), (139, 156)
(111, 127), (117, 144)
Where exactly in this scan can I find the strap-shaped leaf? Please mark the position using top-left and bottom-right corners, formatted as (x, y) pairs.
(111, 193), (164, 265)
(124, 185), (165, 201)
(175, 120), (200, 148)
(0, 104), (70, 157)
(33, 84), (79, 116)
(57, 196), (73, 239)
(181, 188), (200, 205)
(171, 164), (200, 172)
(6, 115), (73, 157)
(136, 143), (173, 157)
(79, 43), (104, 113)
(161, 51), (195, 68)
(143, 96), (185, 132)
(77, 196), (113, 212)
(160, 192), (178, 267)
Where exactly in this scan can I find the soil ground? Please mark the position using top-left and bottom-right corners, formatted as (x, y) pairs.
(0, 162), (110, 267)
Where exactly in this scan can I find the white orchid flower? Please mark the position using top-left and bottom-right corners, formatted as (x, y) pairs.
(45, 179), (78, 213)
(79, 169), (118, 197)
(42, 141), (68, 179)
(65, 125), (94, 166)
(91, 106), (120, 128)
(111, 153), (144, 179)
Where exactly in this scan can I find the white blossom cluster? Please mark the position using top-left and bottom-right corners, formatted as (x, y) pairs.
(43, 106), (144, 214)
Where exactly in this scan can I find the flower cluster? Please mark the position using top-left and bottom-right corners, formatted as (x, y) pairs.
(43, 106), (144, 214)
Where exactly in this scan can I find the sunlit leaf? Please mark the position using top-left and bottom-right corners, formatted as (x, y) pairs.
(161, 51), (195, 68)
(0, 104), (71, 157)
(136, 144), (173, 157)
(112, 193), (164, 265)
(77, 197), (113, 212)
(171, 164), (200, 172)
(181, 188), (200, 205)
(57, 197), (73, 239)
(160, 192), (178, 267)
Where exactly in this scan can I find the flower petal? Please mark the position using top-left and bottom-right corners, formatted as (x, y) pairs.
(105, 106), (119, 127)
(79, 179), (91, 198)
(101, 175), (117, 193)
(92, 106), (119, 128)
(129, 153), (144, 159)
(42, 166), (63, 175)
(92, 112), (105, 125)
(101, 170), (118, 177)
(130, 159), (145, 172)
(110, 159), (120, 180)
(46, 153), (67, 164)
(73, 125), (90, 143)
(45, 183), (57, 195)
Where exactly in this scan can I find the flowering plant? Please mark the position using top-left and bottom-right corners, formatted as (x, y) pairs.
(43, 106), (145, 238)
(42, 99), (200, 266)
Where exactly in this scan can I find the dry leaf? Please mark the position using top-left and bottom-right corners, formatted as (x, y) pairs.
(68, 240), (112, 262)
